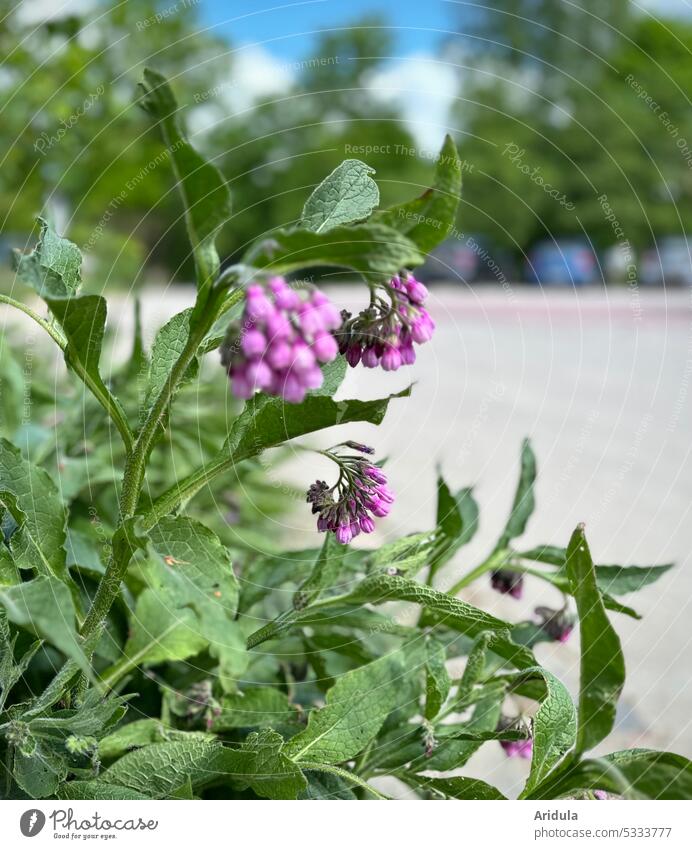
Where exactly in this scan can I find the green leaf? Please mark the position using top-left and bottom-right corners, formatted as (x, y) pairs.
(212, 689), (297, 731)
(403, 774), (507, 800)
(453, 631), (492, 706)
(368, 530), (436, 578)
(215, 729), (306, 799)
(498, 438), (536, 548)
(521, 668), (577, 795)
(345, 574), (536, 669)
(245, 222), (424, 280)
(302, 159), (379, 232)
(431, 478), (479, 573)
(301, 771), (357, 799)
(141, 308), (198, 424)
(424, 637), (451, 720)
(98, 720), (211, 760)
(138, 69), (232, 291)
(533, 749), (692, 801)
(222, 387), (410, 466)
(0, 439), (68, 583)
(148, 516), (245, 691)
(0, 577), (88, 672)
(56, 781), (149, 800)
(0, 609), (40, 711)
(102, 739), (222, 798)
(13, 216), (81, 297)
(14, 736), (68, 798)
(565, 525), (625, 753)
(284, 643), (423, 764)
(594, 563), (674, 595)
(374, 134), (462, 252)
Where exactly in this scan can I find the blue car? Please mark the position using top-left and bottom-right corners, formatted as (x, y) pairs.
(525, 240), (600, 286)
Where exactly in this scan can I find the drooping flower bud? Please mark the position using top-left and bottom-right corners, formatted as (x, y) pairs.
(490, 568), (524, 599)
(339, 272), (434, 372)
(305, 446), (393, 544)
(534, 606), (575, 643)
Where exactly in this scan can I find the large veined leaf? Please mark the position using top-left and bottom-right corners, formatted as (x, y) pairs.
(213, 729), (307, 799)
(13, 216), (81, 296)
(138, 69), (232, 290)
(521, 668), (577, 795)
(0, 439), (68, 583)
(345, 573), (536, 669)
(102, 739), (223, 798)
(0, 577), (89, 673)
(498, 438), (536, 548)
(531, 749), (692, 800)
(565, 525), (625, 753)
(141, 308), (198, 424)
(301, 159), (379, 232)
(245, 222), (424, 280)
(284, 642), (423, 764)
(374, 134), (462, 253)
(117, 517), (246, 689)
(402, 774), (507, 800)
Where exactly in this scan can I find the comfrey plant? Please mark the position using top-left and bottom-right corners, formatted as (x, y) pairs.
(0, 69), (689, 801)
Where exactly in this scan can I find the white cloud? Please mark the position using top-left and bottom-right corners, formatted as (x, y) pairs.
(365, 54), (459, 152)
(14, 0), (97, 26)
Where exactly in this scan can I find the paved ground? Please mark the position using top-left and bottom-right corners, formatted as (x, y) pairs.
(3, 283), (691, 796)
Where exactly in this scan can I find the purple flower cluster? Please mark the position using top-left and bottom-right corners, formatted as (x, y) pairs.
(534, 606), (574, 644)
(221, 277), (342, 403)
(338, 273), (435, 371)
(490, 568), (524, 599)
(306, 444), (393, 544)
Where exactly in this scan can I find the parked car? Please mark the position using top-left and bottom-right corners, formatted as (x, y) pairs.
(416, 236), (516, 284)
(639, 237), (692, 286)
(525, 239), (600, 286)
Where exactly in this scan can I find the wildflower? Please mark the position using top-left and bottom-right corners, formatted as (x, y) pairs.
(221, 277), (342, 403)
(490, 568), (524, 599)
(337, 272), (434, 371)
(498, 716), (533, 759)
(306, 444), (393, 544)
(534, 606), (575, 643)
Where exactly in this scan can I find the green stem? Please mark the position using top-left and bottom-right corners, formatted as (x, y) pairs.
(80, 284), (241, 645)
(445, 548), (510, 597)
(0, 293), (66, 347)
(299, 762), (391, 800)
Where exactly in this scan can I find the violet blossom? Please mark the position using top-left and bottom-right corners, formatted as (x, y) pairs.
(337, 272), (434, 371)
(221, 277), (342, 403)
(306, 443), (393, 544)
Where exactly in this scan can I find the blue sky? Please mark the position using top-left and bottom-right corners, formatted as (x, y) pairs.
(199, 0), (454, 59)
(200, 0), (692, 61)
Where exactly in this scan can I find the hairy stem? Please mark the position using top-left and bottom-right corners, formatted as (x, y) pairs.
(79, 284), (241, 646)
